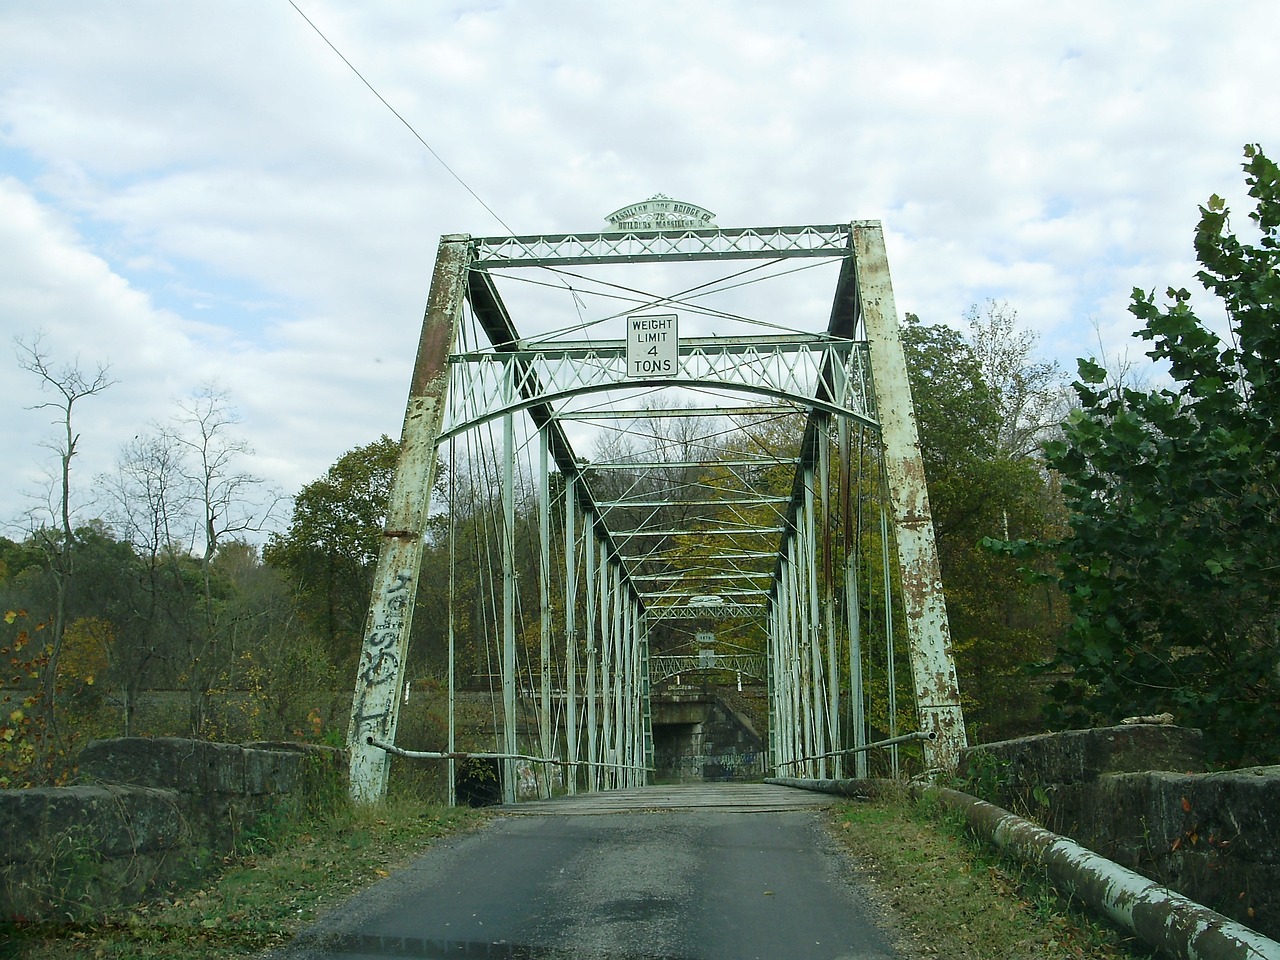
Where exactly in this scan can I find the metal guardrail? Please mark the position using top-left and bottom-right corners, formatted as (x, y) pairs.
(367, 738), (653, 773)
(774, 730), (936, 769)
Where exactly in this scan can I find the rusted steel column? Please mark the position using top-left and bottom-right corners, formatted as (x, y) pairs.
(853, 222), (967, 772)
(819, 418), (841, 779)
(347, 235), (470, 804)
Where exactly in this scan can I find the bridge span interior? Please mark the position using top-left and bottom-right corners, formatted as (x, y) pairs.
(346, 222), (967, 804)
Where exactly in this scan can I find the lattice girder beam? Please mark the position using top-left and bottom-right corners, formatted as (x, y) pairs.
(471, 223), (859, 267)
(650, 654), (768, 685)
(440, 335), (875, 442)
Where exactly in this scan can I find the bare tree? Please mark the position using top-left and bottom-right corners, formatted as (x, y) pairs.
(1087, 317), (1154, 394)
(966, 300), (1063, 460)
(171, 385), (281, 734)
(14, 332), (115, 779)
(103, 429), (191, 735)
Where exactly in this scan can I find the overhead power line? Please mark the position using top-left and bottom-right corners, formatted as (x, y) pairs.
(287, 0), (515, 236)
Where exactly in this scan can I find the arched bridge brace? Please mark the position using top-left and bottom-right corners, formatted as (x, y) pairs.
(346, 221), (966, 803)
(650, 653), (768, 686)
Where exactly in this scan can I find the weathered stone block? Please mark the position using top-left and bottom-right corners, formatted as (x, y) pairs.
(0, 785), (187, 864)
(959, 724), (1205, 808)
(963, 726), (1278, 939)
(242, 741), (346, 799)
(1056, 765), (1280, 937)
(0, 784), (195, 919)
(80, 737), (247, 794)
(6, 737), (350, 919)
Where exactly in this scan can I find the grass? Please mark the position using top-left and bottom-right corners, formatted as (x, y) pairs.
(1, 799), (488, 960)
(831, 788), (1158, 960)
(4, 784), (1164, 960)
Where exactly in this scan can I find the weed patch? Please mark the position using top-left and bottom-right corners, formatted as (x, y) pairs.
(832, 792), (1156, 960)
(1, 800), (486, 959)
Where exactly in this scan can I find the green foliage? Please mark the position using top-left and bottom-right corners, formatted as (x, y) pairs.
(265, 435), (400, 674)
(1042, 146), (1280, 766)
(1, 609), (50, 788)
(901, 316), (1067, 741)
(956, 748), (1008, 805)
(835, 796), (1156, 958)
(0, 823), (106, 925)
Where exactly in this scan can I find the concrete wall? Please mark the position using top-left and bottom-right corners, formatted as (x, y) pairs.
(959, 726), (1278, 939)
(0, 738), (345, 921)
(653, 694), (765, 783)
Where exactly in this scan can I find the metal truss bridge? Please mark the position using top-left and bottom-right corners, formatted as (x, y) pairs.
(346, 220), (966, 804)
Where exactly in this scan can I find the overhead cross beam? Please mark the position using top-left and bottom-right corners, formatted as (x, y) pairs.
(471, 223), (859, 267)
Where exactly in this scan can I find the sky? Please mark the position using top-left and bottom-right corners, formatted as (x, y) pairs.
(2, 1), (1277, 543)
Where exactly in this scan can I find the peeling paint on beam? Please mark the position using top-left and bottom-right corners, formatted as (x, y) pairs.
(347, 236), (470, 804)
(854, 223), (967, 772)
(771, 778), (1280, 959)
(927, 786), (1280, 960)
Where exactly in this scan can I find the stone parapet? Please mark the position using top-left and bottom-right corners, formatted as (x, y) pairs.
(1, 738), (346, 920)
(959, 726), (1276, 939)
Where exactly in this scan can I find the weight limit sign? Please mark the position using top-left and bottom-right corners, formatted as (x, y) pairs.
(626, 313), (678, 377)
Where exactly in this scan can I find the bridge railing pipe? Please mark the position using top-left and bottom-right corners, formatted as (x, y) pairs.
(368, 738), (653, 773)
(775, 729), (935, 769)
(768, 776), (1280, 960)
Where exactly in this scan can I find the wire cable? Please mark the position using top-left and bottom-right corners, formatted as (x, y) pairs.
(287, 0), (516, 236)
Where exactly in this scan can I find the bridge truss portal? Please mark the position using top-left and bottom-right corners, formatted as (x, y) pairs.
(346, 221), (967, 803)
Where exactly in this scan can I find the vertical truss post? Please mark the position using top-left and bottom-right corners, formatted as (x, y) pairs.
(630, 596), (641, 787)
(819, 418), (841, 778)
(584, 525), (599, 791)
(610, 563), (625, 788)
(770, 574), (784, 771)
(599, 548), (614, 788)
(789, 533), (812, 776)
(613, 563), (625, 788)
(766, 602), (777, 771)
(779, 541), (794, 773)
(447, 438), (458, 808)
(841, 419), (868, 778)
(501, 411), (518, 804)
(803, 465), (826, 778)
(781, 560), (798, 773)
(640, 613), (654, 784)
(564, 479), (579, 795)
(854, 222), (967, 771)
(538, 429), (553, 799)
(347, 235), (469, 804)
(622, 593), (636, 787)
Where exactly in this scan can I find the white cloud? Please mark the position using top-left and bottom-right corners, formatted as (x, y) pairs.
(2, 0), (1277, 531)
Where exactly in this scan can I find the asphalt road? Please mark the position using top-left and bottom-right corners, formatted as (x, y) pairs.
(274, 785), (898, 960)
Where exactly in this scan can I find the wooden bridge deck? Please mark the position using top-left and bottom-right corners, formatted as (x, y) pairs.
(499, 782), (838, 815)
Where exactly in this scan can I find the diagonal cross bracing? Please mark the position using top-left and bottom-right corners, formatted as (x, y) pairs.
(439, 334), (876, 441)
